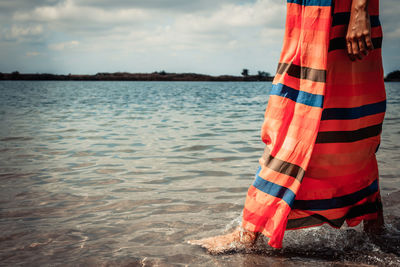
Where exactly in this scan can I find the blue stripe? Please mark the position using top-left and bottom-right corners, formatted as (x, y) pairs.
(252, 166), (296, 207)
(270, 83), (324, 108)
(321, 100), (386, 120)
(293, 179), (378, 211)
(287, 0), (332, 6)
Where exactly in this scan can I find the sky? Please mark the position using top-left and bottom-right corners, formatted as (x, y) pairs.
(0, 0), (398, 76)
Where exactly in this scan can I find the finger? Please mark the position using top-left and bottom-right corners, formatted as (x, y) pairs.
(365, 34), (374, 51)
(352, 39), (362, 60)
(346, 41), (355, 61)
(358, 38), (368, 56)
(346, 38), (352, 55)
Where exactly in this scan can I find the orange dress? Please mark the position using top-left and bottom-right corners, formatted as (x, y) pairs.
(242, 0), (385, 248)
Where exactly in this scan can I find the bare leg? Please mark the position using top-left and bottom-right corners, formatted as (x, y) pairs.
(187, 227), (259, 254)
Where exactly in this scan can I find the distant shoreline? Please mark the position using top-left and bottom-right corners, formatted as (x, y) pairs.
(0, 71), (399, 82)
(0, 72), (274, 82)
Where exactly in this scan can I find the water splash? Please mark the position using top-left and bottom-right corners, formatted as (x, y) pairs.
(220, 212), (400, 265)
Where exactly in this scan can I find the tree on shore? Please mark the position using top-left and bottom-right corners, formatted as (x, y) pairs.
(257, 71), (271, 78)
(385, 70), (400, 81)
(241, 69), (249, 77)
(11, 71), (20, 78)
(152, 70), (167, 75)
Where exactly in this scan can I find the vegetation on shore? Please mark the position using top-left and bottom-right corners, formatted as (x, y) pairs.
(0, 69), (273, 82)
(385, 70), (400, 82)
(1, 69), (398, 82)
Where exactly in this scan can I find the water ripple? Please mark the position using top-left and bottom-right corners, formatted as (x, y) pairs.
(0, 81), (399, 266)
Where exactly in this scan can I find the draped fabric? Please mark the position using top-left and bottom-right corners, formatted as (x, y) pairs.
(242, 0), (385, 249)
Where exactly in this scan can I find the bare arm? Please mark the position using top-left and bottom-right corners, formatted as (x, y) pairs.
(346, 0), (373, 61)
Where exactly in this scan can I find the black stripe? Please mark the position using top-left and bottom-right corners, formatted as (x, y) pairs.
(287, 201), (380, 229)
(264, 155), (305, 182)
(276, 62), (326, 83)
(316, 123), (382, 143)
(332, 13), (381, 27)
(328, 37), (382, 52)
(321, 100), (386, 120)
(347, 201), (381, 219)
(287, 214), (345, 229)
(292, 179), (378, 210)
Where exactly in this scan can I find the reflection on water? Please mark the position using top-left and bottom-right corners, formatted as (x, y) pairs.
(0, 81), (399, 266)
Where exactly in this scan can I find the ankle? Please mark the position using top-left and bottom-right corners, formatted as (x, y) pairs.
(237, 227), (258, 242)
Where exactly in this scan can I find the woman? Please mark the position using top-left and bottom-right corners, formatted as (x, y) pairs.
(190, 0), (386, 252)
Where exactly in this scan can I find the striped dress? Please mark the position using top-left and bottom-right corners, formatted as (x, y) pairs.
(242, 0), (385, 248)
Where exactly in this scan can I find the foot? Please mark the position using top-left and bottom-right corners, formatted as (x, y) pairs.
(187, 227), (259, 254)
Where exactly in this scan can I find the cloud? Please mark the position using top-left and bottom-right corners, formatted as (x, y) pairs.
(7, 0), (284, 55)
(259, 28), (285, 45)
(13, 0), (149, 26)
(0, 24), (44, 43)
(99, 0), (285, 52)
(75, 0), (251, 13)
(26, 51), (40, 56)
(10, 25), (43, 38)
(0, 0), (63, 14)
(172, 0), (283, 35)
(10, 0), (283, 35)
(386, 28), (400, 40)
(48, 40), (79, 51)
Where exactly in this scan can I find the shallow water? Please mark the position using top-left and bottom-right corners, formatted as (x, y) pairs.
(0, 81), (399, 266)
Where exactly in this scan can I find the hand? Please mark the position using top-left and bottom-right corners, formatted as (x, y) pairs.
(345, 1), (373, 61)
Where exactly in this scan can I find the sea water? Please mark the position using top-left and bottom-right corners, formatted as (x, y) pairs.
(0, 81), (399, 266)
